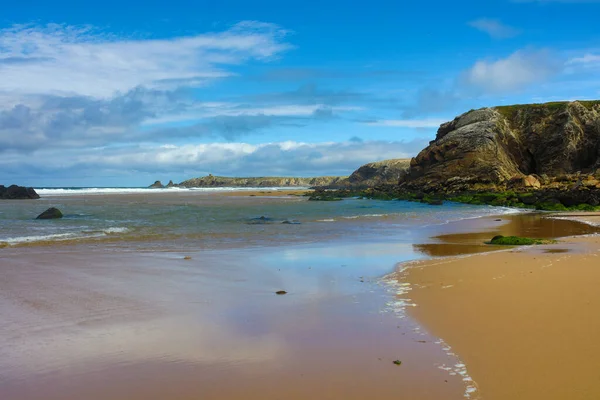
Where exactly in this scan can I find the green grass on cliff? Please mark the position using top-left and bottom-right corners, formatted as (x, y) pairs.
(578, 100), (600, 110)
(495, 100), (600, 120)
(495, 102), (568, 119)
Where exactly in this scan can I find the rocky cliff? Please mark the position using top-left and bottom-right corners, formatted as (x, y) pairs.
(177, 174), (346, 188)
(404, 100), (600, 192)
(327, 159), (411, 188)
(311, 101), (600, 210)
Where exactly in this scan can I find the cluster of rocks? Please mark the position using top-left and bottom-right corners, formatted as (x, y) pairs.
(149, 180), (176, 188)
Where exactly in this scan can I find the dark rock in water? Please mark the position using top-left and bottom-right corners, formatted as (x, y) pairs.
(276, 290), (287, 295)
(247, 216), (276, 225)
(281, 219), (301, 224)
(0, 185), (40, 199)
(36, 207), (63, 220)
(149, 180), (164, 188)
(166, 180), (176, 188)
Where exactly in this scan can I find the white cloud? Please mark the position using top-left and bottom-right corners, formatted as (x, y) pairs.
(1, 140), (428, 185)
(142, 104), (363, 126)
(567, 53), (600, 67)
(463, 50), (561, 93)
(365, 119), (446, 128)
(468, 19), (521, 39)
(0, 22), (291, 99)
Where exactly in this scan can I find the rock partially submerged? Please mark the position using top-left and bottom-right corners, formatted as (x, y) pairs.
(149, 181), (164, 188)
(246, 216), (301, 225)
(36, 207), (63, 220)
(0, 185), (40, 199)
(246, 216), (277, 225)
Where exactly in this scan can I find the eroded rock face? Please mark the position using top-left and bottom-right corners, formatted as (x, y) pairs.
(404, 101), (600, 192)
(343, 159), (411, 188)
(0, 185), (40, 199)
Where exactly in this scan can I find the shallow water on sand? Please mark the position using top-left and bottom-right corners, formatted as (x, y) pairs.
(1, 192), (597, 400)
(0, 242), (470, 400)
(0, 190), (520, 249)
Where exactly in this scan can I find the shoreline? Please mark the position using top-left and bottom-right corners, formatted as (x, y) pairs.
(398, 213), (600, 400)
(2, 198), (597, 400)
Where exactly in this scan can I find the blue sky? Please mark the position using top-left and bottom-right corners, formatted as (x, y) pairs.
(1, 0), (600, 186)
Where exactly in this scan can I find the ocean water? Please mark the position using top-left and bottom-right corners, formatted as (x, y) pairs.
(0, 187), (520, 250)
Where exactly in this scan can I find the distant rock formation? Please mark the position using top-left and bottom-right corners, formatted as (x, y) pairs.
(0, 185), (40, 199)
(149, 180), (164, 188)
(403, 100), (600, 193)
(177, 174), (346, 188)
(36, 207), (63, 219)
(327, 159), (411, 188)
(166, 180), (176, 188)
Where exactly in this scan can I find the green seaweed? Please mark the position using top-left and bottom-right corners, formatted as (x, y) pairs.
(488, 235), (555, 246)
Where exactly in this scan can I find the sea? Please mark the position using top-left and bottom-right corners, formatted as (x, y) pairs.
(0, 186), (522, 251)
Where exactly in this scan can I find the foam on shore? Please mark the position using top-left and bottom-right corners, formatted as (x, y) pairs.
(35, 187), (309, 196)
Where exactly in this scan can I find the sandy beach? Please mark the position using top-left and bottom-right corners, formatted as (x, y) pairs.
(402, 229), (600, 399)
(2, 194), (600, 400)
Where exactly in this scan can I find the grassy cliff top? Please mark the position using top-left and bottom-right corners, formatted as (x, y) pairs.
(494, 100), (600, 120)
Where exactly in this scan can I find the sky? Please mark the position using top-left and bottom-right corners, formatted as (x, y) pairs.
(1, 0), (600, 187)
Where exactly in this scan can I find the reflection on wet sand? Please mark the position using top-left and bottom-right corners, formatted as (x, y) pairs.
(413, 213), (599, 257)
(0, 242), (467, 400)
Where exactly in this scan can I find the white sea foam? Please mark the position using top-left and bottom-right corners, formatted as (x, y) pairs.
(2, 232), (79, 244)
(35, 187), (308, 196)
(379, 263), (480, 399)
(0, 227), (129, 245)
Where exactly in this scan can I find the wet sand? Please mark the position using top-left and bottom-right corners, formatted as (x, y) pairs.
(2, 210), (598, 400)
(549, 211), (600, 227)
(402, 224), (600, 399)
(217, 189), (309, 197)
(0, 241), (468, 400)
